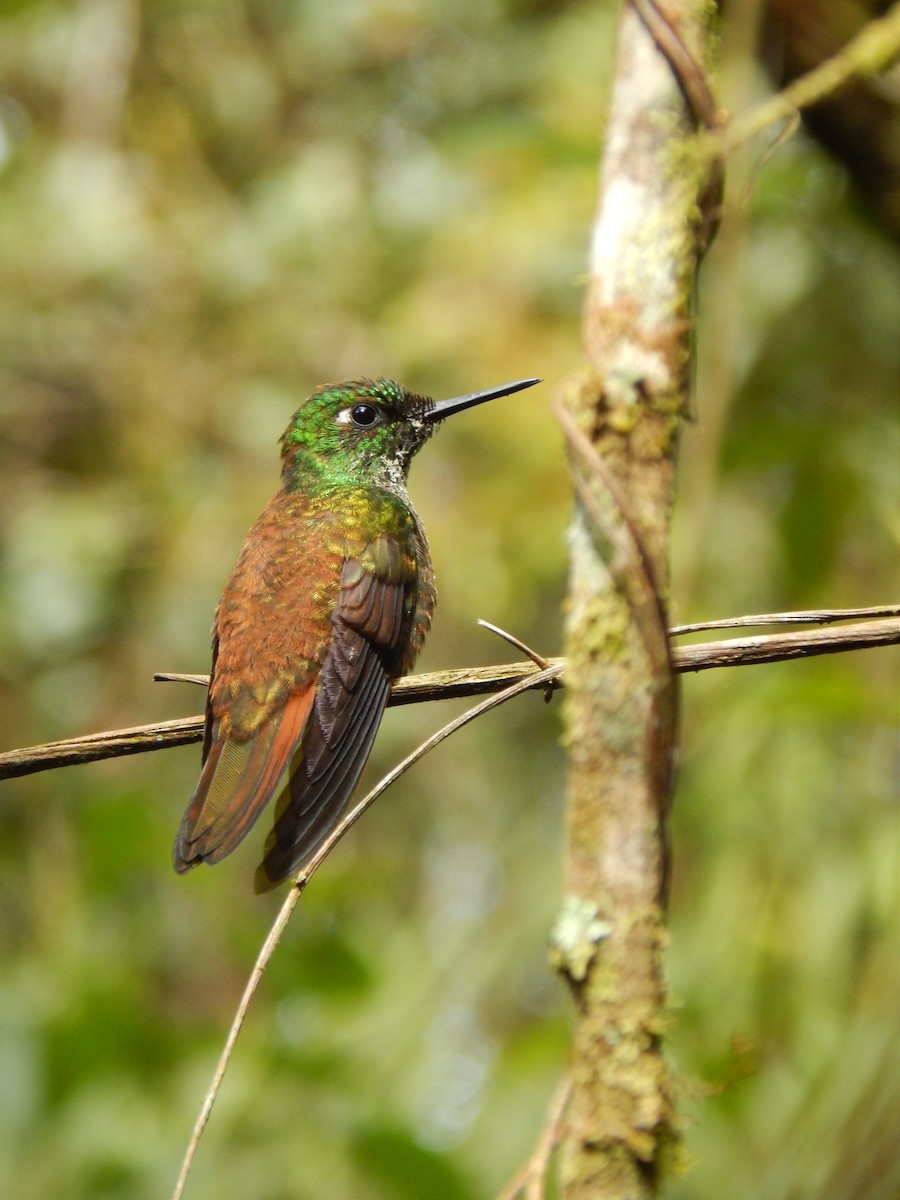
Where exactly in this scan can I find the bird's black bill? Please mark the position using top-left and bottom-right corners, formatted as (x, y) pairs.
(426, 377), (541, 422)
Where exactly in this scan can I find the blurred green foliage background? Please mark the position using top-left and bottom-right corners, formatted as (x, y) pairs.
(0, 2), (896, 1198)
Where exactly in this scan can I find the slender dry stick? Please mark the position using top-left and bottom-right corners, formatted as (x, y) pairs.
(478, 618), (551, 669)
(2, 613), (897, 780)
(525, 1076), (573, 1200)
(556, 399), (672, 686)
(671, 604), (900, 634)
(171, 664), (560, 1200)
(718, 2), (900, 155)
(676, 0), (765, 605)
(495, 1073), (574, 1200)
(675, 619), (900, 669)
(170, 885), (301, 1200)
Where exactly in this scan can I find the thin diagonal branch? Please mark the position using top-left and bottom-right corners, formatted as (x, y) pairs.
(718, 3), (900, 154)
(478, 619), (550, 670)
(171, 663), (561, 1200)
(556, 398), (672, 686)
(631, 0), (721, 131)
(496, 1073), (573, 1200)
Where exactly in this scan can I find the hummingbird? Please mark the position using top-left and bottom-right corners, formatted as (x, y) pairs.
(173, 375), (540, 892)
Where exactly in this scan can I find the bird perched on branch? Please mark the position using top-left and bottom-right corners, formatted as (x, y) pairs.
(172, 376), (540, 892)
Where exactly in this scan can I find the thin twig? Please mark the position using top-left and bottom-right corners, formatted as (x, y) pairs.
(629, 0), (724, 250)
(675, 618), (899, 672)
(170, 886), (300, 1200)
(555, 398), (672, 684)
(671, 603), (900, 635)
(478, 618), (550, 669)
(171, 664), (561, 1200)
(631, 0), (721, 130)
(2, 615), (897, 781)
(717, 4), (900, 154)
(495, 1073), (573, 1200)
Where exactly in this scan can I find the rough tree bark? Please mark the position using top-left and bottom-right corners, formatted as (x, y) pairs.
(553, 3), (719, 1197)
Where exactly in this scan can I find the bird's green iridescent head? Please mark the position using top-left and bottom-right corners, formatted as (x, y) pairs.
(280, 379), (434, 493)
(280, 376), (542, 493)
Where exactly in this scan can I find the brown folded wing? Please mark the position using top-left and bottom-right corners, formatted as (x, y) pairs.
(254, 553), (410, 890)
(172, 490), (426, 888)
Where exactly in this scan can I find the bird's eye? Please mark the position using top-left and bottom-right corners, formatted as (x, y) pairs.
(349, 403), (379, 427)
(335, 402), (384, 430)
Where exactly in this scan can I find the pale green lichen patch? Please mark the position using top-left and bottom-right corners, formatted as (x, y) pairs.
(549, 894), (614, 982)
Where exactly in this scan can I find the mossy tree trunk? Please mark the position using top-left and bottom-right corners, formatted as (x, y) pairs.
(554, 3), (719, 1197)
